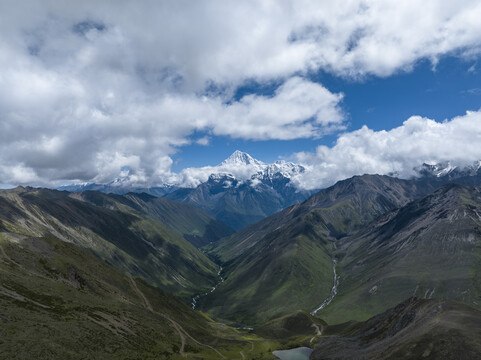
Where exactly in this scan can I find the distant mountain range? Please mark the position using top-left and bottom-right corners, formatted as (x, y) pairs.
(60, 151), (316, 230)
(414, 160), (481, 184)
(58, 154), (481, 231)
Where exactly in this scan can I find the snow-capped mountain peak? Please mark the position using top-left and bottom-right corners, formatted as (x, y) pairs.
(59, 150), (308, 195)
(416, 161), (455, 178)
(266, 160), (305, 178)
(415, 160), (481, 179)
(220, 150), (264, 167)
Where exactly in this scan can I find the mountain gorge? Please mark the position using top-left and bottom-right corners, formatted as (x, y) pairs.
(0, 187), (231, 299)
(200, 175), (436, 324)
(61, 151), (316, 230)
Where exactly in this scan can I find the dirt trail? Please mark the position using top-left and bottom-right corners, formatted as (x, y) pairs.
(128, 275), (153, 311)
(310, 323), (323, 344)
(167, 317), (186, 356)
(174, 322), (225, 358)
(128, 276), (186, 356)
(128, 275), (225, 358)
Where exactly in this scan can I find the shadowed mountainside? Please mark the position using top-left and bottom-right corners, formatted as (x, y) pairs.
(167, 173), (314, 231)
(77, 190), (233, 248)
(311, 297), (481, 360)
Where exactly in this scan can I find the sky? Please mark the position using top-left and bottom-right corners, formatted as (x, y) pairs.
(1, 1), (481, 190)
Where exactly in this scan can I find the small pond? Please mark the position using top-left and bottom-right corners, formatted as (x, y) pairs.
(272, 347), (313, 360)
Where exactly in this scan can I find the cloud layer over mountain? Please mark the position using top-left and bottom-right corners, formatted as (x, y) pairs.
(1, 1), (481, 186)
(293, 111), (481, 190)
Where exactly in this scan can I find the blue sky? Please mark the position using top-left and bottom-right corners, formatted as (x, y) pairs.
(1, 1), (481, 189)
(173, 56), (481, 170)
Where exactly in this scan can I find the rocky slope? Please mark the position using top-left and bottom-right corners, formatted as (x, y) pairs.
(311, 297), (481, 360)
(319, 183), (481, 324)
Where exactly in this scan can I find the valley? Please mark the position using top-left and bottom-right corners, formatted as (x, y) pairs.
(2, 166), (481, 359)
(4, 1), (481, 358)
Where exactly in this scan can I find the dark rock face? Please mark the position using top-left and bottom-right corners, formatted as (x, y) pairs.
(167, 172), (314, 230)
(311, 298), (481, 360)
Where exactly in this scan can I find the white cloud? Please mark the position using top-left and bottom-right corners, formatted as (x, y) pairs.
(195, 137), (210, 146)
(293, 110), (481, 190)
(0, 1), (481, 185)
(211, 77), (344, 140)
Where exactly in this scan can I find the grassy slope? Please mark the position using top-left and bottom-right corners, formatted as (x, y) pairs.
(201, 214), (335, 324)
(0, 188), (220, 299)
(79, 191), (234, 248)
(253, 310), (327, 345)
(202, 175), (432, 324)
(319, 184), (481, 324)
(0, 233), (288, 359)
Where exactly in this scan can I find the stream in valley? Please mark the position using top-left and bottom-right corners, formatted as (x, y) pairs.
(191, 266), (224, 309)
(311, 258), (339, 315)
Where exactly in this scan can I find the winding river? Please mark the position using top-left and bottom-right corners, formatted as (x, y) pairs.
(191, 266), (224, 310)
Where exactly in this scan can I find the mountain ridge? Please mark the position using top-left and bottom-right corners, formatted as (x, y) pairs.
(59, 151), (315, 230)
(0, 187), (230, 299)
(315, 182), (481, 324)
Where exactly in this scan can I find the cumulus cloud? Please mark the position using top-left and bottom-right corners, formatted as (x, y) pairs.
(293, 110), (481, 190)
(0, 1), (481, 185)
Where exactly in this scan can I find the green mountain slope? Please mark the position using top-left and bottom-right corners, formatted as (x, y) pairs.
(78, 190), (233, 248)
(200, 214), (335, 324)
(201, 175), (433, 324)
(209, 175), (432, 263)
(0, 187), (223, 299)
(0, 233), (276, 359)
(319, 183), (481, 324)
(311, 297), (481, 360)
